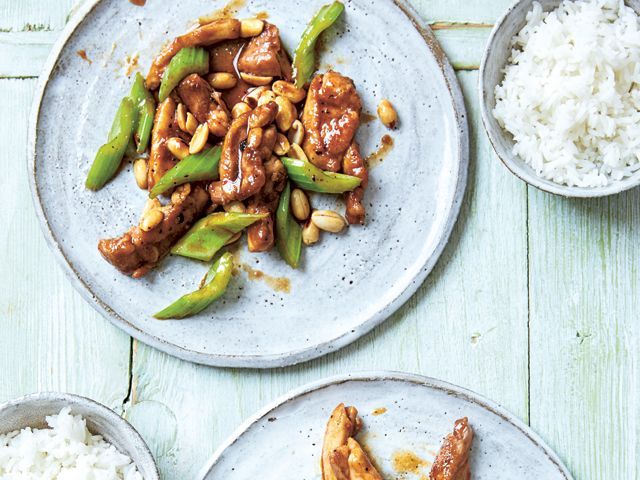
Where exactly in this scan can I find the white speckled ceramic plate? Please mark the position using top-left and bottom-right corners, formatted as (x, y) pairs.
(199, 372), (573, 479)
(29, 0), (468, 367)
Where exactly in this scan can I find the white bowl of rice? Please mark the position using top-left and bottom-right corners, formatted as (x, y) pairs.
(480, 0), (640, 197)
(0, 393), (159, 479)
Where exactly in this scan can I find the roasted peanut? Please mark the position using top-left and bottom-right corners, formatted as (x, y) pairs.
(272, 80), (306, 103)
(232, 101), (252, 118)
(289, 143), (309, 161)
(244, 86), (269, 108)
(167, 137), (190, 160)
(189, 123), (209, 154)
(142, 198), (161, 217)
(224, 201), (246, 214)
(208, 72), (237, 90)
(167, 137), (189, 159)
(302, 220), (320, 245)
(288, 120), (305, 145)
(176, 103), (188, 132)
(377, 99), (398, 129)
(140, 208), (164, 232)
(311, 210), (347, 233)
(291, 188), (310, 221)
(171, 184), (192, 205)
(133, 158), (148, 189)
(240, 72), (273, 87)
(258, 90), (277, 106)
(275, 95), (296, 132)
(274, 133), (290, 156)
(240, 18), (264, 37)
(224, 231), (242, 245)
(185, 112), (198, 135)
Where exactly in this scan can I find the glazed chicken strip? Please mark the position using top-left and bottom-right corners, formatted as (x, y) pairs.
(177, 73), (230, 137)
(246, 156), (287, 252)
(346, 438), (383, 480)
(237, 22), (293, 80)
(342, 142), (368, 224)
(98, 185), (209, 278)
(148, 97), (179, 190)
(430, 418), (473, 480)
(209, 102), (278, 204)
(146, 18), (241, 90)
(322, 404), (362, 480)
(302, 71), (362, 172)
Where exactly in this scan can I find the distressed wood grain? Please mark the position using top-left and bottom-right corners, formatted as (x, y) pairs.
(125, 71), (530, 478)
(528, 188), (640, 479)
(0, 78), (131, 409)
(0, 0), (75, 32)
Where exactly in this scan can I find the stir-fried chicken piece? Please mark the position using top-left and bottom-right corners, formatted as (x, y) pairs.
(237, 22), (293, 80)
(146, 18), (241, 90)
(177, 73), (230, 137)
(302, 71), (362, 172)
(430, 418), (473, 480)
(345, 438), (383, 480)
(246, 156), (287, 252)
(98, 185), (209, 278)
(322, 404), (362, 480)
(148, 97), (180, 190)
(209, 102), (278, 204)
(342, 142), (368, 224)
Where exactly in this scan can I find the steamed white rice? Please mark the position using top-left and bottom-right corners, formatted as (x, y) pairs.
(493, 0), (640, 187)
(0, 408), (143, 480)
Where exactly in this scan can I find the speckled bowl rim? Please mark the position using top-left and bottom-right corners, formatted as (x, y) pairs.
(0, 392), (160, 480)
(197, 371), (574, 479)
(479, 0), (640, 198)
(28, 0), (469, 368)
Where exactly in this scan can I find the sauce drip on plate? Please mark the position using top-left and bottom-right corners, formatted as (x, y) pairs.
(367, 134), (394, 169)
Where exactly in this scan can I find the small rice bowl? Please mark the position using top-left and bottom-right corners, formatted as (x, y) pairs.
(493, 0), (640, 187)
(0, 407), (143, 479)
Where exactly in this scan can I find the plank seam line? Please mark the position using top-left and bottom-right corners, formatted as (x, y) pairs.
(526, 185), (531, 425)
(121, 338), (135, 408)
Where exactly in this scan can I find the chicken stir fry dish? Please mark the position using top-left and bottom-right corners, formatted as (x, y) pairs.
(85, 2), (399, 319)
(321, 404), (473, 480)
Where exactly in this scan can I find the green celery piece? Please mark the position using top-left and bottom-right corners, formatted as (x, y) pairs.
(154, 252), (234, 320)
(86, 97), (136, 191)
(276, 182), (302, 268)
(135, 97), (156, 153)
(281, 156), (361, 193)
(128, 72), (156, 154)
(171, 212), (268, 262)
(149, 146), (221, 199)
(158, 47), (209, 102)
(292, 1), (345, 88)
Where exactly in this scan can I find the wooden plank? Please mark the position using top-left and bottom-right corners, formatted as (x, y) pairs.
(528, 188), (640, 479)
(0, 27), (488, 78)
(412, 0), (509, 24)
(125, 71), (530, 478)
(0, 0), (75, 32)
(0, 32), (59, 78)
(0, 78), (131, 409)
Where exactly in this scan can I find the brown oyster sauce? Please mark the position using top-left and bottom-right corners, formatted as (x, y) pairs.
(238, 263), (291, 293)
(76, 50), (91, 64)
(129, 0), (146, 5)
(392, 450), (429, 475)
(199, 0), (247, 23)
(366, 134), (394, 169)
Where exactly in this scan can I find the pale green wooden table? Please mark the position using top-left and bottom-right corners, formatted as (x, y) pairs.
(1, 1), (637, 479)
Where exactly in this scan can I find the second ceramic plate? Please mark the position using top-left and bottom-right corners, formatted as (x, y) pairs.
(199, 372), (573, 479)
(30, 0), (468, 367)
